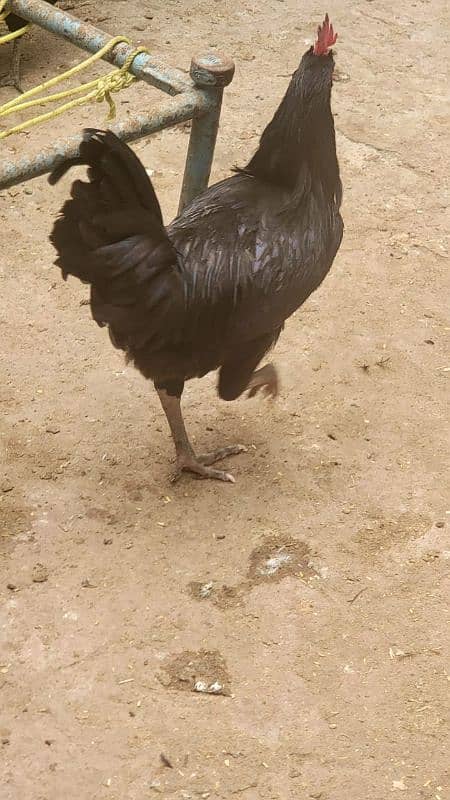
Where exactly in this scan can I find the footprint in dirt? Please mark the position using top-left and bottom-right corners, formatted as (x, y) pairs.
(353, 511), (432, 556)
(188, 536), (320, 609)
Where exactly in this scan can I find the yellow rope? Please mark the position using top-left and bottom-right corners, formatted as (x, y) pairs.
(0, 20), (149, 139)
(0, 0), (30, 44)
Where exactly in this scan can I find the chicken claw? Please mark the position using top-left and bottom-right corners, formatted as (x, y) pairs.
(247, 363), (279, 399)
(172, 444), (246, 483)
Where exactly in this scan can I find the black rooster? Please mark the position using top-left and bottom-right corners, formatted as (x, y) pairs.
(49, 14), (343, 483)
(0, 1), (58, 91)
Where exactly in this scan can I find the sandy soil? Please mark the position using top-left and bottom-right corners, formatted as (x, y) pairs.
(1, 1), (449, 798)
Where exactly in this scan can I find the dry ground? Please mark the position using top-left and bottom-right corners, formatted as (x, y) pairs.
(1, 1), (449, 798)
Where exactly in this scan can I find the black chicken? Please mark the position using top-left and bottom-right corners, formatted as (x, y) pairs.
(0, 1), (58, 91)
(49, 14), (343, 483)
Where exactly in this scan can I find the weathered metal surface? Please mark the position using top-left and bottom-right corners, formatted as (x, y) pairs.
(7, 0), (192, 95)
(178, 54), (235, 211)
(190, 53), (235, 88)
(177, 90), (223, 212)
(0, 1), (236, 204)
(0, 90), (210, 189)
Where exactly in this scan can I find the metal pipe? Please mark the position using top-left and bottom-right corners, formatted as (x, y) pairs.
(7, 0), (193, 95)
(0, 90), (210, 189)
(1, 3), (236, 205)
(178, 53), (235, 212)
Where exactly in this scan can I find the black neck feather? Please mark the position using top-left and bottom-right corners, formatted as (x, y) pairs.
(240, 49), (340, 202)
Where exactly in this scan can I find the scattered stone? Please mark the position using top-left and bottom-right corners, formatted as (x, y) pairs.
(159, 649), (230, 695)
(193, 680), (226, 695)
(32, 563), (49, 583)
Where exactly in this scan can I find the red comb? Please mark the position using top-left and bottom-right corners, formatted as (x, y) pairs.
(313, 13), (337, 56)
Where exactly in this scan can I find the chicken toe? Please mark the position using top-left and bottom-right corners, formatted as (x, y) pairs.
(247, 363), (279, 399)
(172, 456), (236, 483)
(172, 445), (246, 483)
(198, 444), (247, 466)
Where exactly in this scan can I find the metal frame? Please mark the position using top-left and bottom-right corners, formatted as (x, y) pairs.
(0, 0), (234, 211)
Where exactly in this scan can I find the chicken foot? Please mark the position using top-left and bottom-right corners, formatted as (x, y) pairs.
(247, 363), (279, 399)
(0, 41), (23, 92)
(156, 388), (245, 483)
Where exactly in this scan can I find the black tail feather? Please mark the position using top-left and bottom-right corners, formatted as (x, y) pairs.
(49, 129), (183, 351)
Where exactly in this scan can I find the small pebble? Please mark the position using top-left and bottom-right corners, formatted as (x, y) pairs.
(216, 533), (226, 540)
(7, 583), (17, 591)
(435, 521), (445, 528)
(32, 563), (49, 583)
(333, 70), (350, 82)
(1, 481), (14, 493)
(160, 752), (173, 768)
(193, 680), (225, 695)
(103, 538), (113, 545)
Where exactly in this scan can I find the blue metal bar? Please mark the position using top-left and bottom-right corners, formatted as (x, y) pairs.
(7, 0), (193, 95)
(178, 54), (235, 211)
(0, 2), (236, 203)
(0, 90), (209, 189)
(178, 89), (223, 212)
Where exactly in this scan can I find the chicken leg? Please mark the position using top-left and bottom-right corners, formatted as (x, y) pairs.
(156, 387), (245, 483)
(0, 40), (23, 92)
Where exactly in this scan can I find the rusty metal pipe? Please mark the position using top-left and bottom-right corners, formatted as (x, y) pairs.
(6, 0), (193, 95)
(0, 90), (210, 189)
(178, 53), (235, 211)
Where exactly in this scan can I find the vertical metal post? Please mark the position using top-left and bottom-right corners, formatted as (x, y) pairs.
(178, 53), (235, 214)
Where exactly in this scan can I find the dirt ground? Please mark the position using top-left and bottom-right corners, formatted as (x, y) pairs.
(1, 1), (449, 798)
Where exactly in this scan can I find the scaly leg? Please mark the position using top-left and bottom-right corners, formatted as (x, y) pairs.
(0, 40), (23, 92)
(156, 387), (245, 483)
(247, 363), (279, 399)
